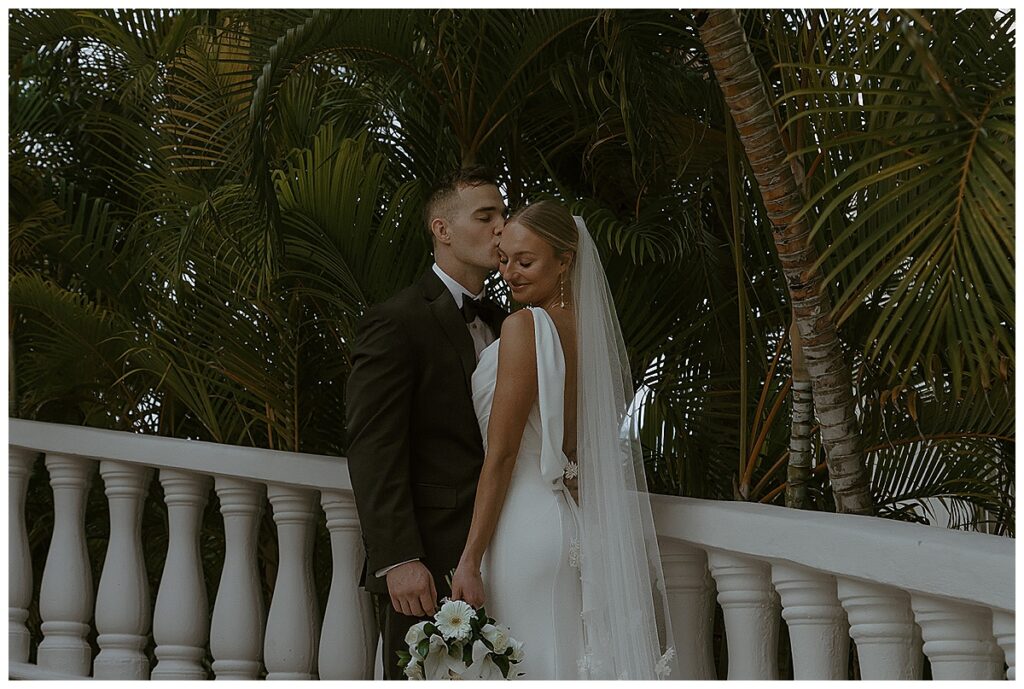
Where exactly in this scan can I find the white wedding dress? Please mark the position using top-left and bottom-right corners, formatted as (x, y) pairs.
(471, 307), (584, 680)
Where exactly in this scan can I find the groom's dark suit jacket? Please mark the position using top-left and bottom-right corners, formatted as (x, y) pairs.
(346, 268), (506, 596)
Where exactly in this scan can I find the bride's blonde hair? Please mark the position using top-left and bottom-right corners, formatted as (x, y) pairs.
(508, 200), (578, 269)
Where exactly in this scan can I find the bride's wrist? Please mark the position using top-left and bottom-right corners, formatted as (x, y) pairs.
(458, 553), (482, 572)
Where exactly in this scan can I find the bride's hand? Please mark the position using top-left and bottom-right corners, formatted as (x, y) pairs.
(450, 562), (485, 609)
(565, 475), (579, 503)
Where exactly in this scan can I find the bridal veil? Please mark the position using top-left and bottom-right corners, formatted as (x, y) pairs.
(571, 215), (676, 679)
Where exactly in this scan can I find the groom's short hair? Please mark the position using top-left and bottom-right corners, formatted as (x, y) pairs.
(424, 165), (499, 232)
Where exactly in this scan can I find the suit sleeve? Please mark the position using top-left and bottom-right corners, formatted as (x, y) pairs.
(345, 308), (425, 575)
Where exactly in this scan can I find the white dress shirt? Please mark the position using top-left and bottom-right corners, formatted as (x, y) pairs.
(431, 263), (496, 360)
(374, 263), (497, 579)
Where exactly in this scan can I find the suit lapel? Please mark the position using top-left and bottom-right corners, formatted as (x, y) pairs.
(420, 270), (476, 393)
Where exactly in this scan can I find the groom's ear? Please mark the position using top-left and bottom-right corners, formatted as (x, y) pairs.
(430, 216), (450, 246)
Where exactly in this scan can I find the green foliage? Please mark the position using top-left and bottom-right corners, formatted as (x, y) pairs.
(771, 9), (1014, 395)
(8, 9), (1012, 680)
(8, 8), (1013, 589)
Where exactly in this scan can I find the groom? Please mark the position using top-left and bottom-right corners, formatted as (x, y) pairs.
(346, 165), (507, 679)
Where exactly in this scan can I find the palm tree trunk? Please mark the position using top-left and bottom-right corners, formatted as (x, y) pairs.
(9, 330), (16, 416)
(786, 319), (813, 509)
(697, 9), (873, 515)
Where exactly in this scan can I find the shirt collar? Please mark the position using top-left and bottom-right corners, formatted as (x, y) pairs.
(432, 263), (485, 308)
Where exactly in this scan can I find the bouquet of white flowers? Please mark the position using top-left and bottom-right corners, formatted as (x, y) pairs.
(398, 599), (524, 680)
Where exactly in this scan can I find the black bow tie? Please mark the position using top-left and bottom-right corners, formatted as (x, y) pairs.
(460, 297), (482, 323)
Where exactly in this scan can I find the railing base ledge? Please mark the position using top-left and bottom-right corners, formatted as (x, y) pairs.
(10, 661), (94, 680)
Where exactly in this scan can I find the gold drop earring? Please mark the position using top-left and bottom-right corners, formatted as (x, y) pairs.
(559, 273), (566, 308)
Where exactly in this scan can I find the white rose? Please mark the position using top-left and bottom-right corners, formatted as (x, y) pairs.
(405, 621), (430, 652)
(481, 623), (510, 654)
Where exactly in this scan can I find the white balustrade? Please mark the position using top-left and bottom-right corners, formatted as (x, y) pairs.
(707, 550), (779, 679)
(992, 610), (1015, 680)
(9, 448), (36, 664)
(319, 490), (377, 680)
(7, 420), (1016, 682)
(659, 538), (716, 679)
(37, 453), (95, 676)
(264, 484), (320, 680)
(94, 460), (154, 679)
(910, 593), (1004, 679)
(152, 469), (211, 680)
(210, 477), (266, 680)
(771, 562), (848, 679)
(836, 578), (922, 679)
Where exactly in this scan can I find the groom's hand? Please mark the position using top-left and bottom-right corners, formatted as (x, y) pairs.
(386, 561), (438, 618)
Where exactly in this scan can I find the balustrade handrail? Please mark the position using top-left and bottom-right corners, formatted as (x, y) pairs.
(10, 418), (1014, 613)
(9, 418), (351, 492)
(651, 494), (1013, 612)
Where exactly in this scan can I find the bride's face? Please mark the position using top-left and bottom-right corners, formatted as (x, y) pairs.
(497, 221), (569, 305)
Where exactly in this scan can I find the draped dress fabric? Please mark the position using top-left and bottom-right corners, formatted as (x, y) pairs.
(471, 307), (584, 680)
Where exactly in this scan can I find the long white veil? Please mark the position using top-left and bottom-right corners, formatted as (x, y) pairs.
(572, 215), (675, 679)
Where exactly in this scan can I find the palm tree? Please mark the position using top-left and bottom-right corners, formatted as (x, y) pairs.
(9, 8), (1013, 525)
(696, 9), (873, 515)
(747, 8), (1014, 528)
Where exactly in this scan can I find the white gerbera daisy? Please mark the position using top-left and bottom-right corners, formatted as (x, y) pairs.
(435, 599), (475, 640)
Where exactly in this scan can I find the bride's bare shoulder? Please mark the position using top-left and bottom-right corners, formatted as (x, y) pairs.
(498, 308), (536, 351)
(495, 309), (537, 380)
(500, 307), (535, 333)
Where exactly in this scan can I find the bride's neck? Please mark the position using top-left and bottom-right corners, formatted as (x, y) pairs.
(535, 293), (571, 312)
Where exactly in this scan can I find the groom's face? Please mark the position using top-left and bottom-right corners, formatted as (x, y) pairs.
(435, 183), (506, 271)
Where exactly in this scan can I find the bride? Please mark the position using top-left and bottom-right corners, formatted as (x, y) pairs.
(451, 201), (675, 680)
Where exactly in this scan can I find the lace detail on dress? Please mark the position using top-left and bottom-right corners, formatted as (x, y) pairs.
(655, 647), (676, 679)
(568, 536), (580, 568)
(577, 644), (676, 679)
(577, 650), (593, 678)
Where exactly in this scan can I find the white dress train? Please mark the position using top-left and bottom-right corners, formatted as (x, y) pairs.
(472, 307), (584, 680)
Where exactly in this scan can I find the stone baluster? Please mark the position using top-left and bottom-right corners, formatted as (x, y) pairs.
(152, 469), (211, 680)
(264, 484), (320, 680)
(707, 550), (778, 679)
(210, 477), (266, 680)
(319, 490), (377, 680)
(836, 578), (922, 679)
(992, 610), (1015, 680)
(9, 448), (38, 664)
(910, 594), (1004, 680)
(771, 562), (848, 679)
(94, 461), (153, 679)
(658, 539), (716, 679)
(37, 453), (95, 676)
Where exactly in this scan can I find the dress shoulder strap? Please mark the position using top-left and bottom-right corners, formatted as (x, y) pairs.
(530, 307), (570, 488)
